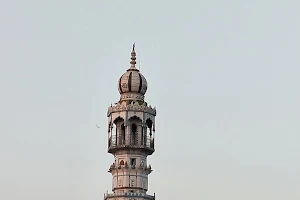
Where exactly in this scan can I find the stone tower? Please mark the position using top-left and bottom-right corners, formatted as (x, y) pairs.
(104, 45), (156, 200)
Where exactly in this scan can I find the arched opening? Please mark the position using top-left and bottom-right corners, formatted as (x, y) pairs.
(108, 122), (112, 147)
(113, 117), (124, 146)
(131, 123), (137, 145)
(119, 160), (124, 165)
(146, 119), (153, 136)
(146, 119), (154, 148)
(119, 124), (125, 145)
(128, 116), (141, 145)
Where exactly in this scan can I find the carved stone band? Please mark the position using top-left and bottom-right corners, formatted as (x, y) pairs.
(107, 105), (156, 116)
(120, 93), (145, 101)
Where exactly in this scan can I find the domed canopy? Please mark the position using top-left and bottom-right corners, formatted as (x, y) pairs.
(118, 44), (148, 96)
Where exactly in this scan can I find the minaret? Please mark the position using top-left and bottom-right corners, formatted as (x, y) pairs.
(104, 45), (157, 200)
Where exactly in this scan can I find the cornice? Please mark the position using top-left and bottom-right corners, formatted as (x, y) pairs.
(107, 104), (156, 117)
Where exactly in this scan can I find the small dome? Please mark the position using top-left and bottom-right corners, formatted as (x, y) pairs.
(117, 44), (148, 95)
(118, 70), (147, 95)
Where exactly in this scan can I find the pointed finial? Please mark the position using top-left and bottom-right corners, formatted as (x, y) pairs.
(129, 43), (138, 71)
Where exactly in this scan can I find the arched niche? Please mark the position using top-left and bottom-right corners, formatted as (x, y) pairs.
(146, 118), (153, 130)
(145, 118), (153, 136)
(113, 116), (124, 124)
(119, 160), (124, 165)
(113, 117), (124, 146)
(119, 123), (126, 145)
(128, 115), (142, 122)
(128, 116), (142, 145)
(145, 118), (154, 148)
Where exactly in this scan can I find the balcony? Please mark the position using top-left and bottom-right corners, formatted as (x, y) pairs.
(104, 192), (155, 200)
(108, 136), (154, 155)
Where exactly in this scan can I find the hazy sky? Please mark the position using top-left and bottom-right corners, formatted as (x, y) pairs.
(1, 1), (300, 200)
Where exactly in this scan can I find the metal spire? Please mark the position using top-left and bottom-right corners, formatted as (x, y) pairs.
(129, 43), (138, 71)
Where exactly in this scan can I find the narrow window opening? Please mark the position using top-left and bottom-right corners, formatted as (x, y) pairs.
(131, 123), (137, 145)
(120, 124), (125, 144)
(130, 158), (136, 166)
(132, 124), (137, 133)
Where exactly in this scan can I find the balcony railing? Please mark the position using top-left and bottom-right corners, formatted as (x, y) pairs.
(108, 135), (154, 153)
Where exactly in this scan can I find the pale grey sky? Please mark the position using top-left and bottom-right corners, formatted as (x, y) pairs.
(0, 1), (300, 200)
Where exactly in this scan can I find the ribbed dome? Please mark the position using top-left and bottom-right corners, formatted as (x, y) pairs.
(117, 44), (148, 95)
(118, 70), (147, 95)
